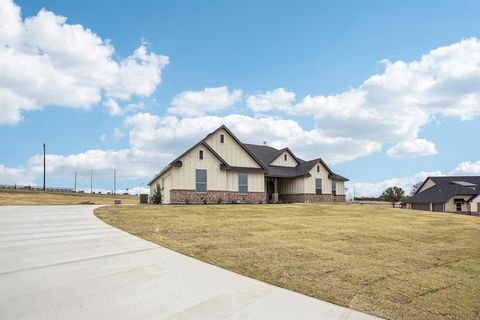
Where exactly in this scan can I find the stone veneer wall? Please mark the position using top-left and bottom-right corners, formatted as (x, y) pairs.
(279, 193), (346, 203)
(170, 189), (266, 204)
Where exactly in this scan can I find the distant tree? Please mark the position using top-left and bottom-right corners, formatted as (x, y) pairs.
(381, 186), (405, 208)
(150, 183), (163, 204)
(409, 181), (423, 196)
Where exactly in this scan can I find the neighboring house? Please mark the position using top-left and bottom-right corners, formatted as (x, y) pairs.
(148, 125), (348, 204)
(406, 176), (480, 213)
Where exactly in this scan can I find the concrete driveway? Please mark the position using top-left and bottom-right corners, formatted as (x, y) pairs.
(0, 205), (379, 319)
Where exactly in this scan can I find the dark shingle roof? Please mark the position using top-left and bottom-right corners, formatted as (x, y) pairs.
(244, 144), (348, 180)
(243, 144), (283, 166)
(407, 176), (480, 203)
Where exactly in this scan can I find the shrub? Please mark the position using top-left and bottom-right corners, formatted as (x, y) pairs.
(150, 183), (163, 204)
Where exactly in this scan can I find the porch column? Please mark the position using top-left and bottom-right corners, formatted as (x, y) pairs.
(273, 178), (279, 203)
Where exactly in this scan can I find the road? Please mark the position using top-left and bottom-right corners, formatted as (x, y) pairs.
(0, 205), (379, 319)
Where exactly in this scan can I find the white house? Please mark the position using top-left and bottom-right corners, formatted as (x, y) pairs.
(148, 125), (348, 204)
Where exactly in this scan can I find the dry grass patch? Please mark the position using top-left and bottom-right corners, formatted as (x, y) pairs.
(95, 204), (480, 320)
(0, 189), (139, 205)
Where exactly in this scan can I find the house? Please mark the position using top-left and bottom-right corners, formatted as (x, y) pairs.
(406, 176), (480, 213)
(148, 125), (348, 204)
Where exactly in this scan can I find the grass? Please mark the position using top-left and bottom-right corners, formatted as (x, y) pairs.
(95, 204), (480, 320)
(0, 189), (139, 205)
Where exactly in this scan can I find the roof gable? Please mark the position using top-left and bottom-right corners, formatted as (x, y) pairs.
(204, 126), (267, 169)
(270, 149), (300, 167)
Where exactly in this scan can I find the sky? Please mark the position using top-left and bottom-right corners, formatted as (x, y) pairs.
(0, 0), (479, 197)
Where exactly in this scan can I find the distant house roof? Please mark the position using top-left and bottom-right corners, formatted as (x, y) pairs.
(406, 176), (480, 204)
(149, 125), (348, 185)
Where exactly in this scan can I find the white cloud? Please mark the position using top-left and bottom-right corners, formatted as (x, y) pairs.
(113, 128), (125, 140)
(348, 170), (443, 198)
(0, 0), (168, 125)
(292, 38), (480, 151)
(103, 98), (122, 116)
(0, 165), (35, 185)
(387, 139), (438, 158)
(247, 88), (295, 112)
(99, 128), (125, 142)
(450, 160), (480, 175)
(167, 87), (242, 116)
(26, 148), (167, 182)
(103, 98), (145, 116)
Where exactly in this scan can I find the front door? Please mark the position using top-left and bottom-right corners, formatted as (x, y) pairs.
(266, 180), (274, 203)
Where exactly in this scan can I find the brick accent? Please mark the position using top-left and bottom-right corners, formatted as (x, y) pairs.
(279, 193), (346, 203)
(170, 189), (266, 204)
(271, 193), (279, 204)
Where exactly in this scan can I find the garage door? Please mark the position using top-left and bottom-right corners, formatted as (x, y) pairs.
(412, 203), (430, 211)
(432, 203), (444, 212)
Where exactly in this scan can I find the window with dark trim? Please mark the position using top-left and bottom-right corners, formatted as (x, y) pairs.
(196, 169), (207, 193)
(315, 178), (322, 195)
(456, 201), (462, 212)
(332, 180), (337, 196)
(220, 134), (224, 143)
(317, 165), (320, 172)
(238, 173), (248, 194)
(199, 150), (203, 160)
(284, 154), (287, 161)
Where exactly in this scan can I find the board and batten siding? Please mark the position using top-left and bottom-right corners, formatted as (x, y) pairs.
(270, 151), (298, 167)
(278, 177), (306, 194)
(225, 171), (264, 192)
(204, 128), (261, 168)
(171, 145), (226, 191)
(153, 144), (264, 194)
(277, 161), (345, 195)
(471, 195), (480, 212)
(417, 178), (435, 193)
(150, 172), (172, 203)
(304, 162), (332, 194)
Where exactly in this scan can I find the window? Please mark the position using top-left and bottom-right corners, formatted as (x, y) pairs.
(332, 180), (337, 196)
(196, 169), (207, 192)
(456, 201), (462, 212)
(315, 178), (322, 195)
(284, 154), (287, 161)
(317, 165), (320, 173)
(199, 150), (203, 160)
(220, 134), (224, 143)
(238, 173), (248, 194)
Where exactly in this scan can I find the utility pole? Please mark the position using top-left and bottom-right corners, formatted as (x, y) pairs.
(74, 171), (77, 192)
(90, 169), (93, 193)
(113, 169), (116, 196)
(43, 143), (46, 191)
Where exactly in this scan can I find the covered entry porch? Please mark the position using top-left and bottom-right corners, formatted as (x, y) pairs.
(265, 177), (280, 203)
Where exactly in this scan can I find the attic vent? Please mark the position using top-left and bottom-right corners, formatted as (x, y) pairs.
(263, 141), (267, 145)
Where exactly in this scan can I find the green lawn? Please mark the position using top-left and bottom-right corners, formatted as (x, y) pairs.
(95, 204), (480, 320)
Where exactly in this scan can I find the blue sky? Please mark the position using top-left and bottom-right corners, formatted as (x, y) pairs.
(1, 0), (479, 196)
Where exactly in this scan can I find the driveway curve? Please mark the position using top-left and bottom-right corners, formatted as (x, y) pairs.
(0, 205), (379, 319)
